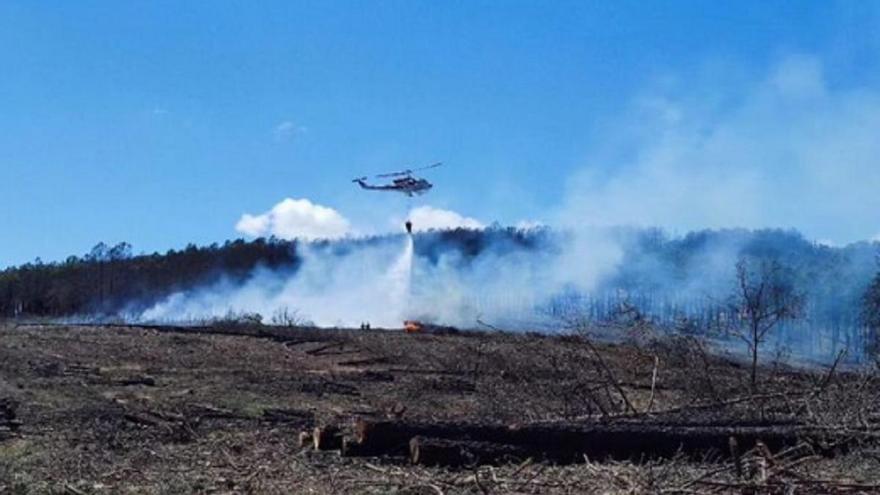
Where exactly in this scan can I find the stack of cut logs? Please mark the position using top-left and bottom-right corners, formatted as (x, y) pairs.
(298, 417), (854, 467)
(0, 398), (20, 440)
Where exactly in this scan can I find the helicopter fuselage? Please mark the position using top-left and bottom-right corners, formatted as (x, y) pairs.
(355, 176), (432, 196)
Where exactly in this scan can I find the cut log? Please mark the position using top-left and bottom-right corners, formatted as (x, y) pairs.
(410, 436), (530, 467)
(341, 436), (370, 457)
(0, 398), (17, 422)
(298, 431), (313, 448)
(354, 418), (859, 463)
(313, 425), (342, 450)
(355, 417), (497, 456)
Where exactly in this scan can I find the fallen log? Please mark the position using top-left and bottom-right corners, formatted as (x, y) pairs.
(336, 356), (390, 367)
(305, 341), (346, 356)
(116, 375), (157, 387)
(355, 418), (495, 456)
(261, 407), (313, 423)
(123, 412), (161, 428)
(354, 418), (865, 463)
(410, 436), (530, 467)
(13, 322), (341, 347)
(189, 404), (242, 420)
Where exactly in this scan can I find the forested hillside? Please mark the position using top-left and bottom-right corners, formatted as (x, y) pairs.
(0, 228), (543, 318)
(0, 239), (298, 317)
(2, 227), (879, 360)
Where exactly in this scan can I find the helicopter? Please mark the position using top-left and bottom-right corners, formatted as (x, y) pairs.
(352, 162), (441, 197)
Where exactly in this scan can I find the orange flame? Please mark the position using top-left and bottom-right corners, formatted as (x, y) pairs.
(403, 320), (424, 333)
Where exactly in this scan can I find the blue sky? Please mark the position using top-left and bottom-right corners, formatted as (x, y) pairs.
(1, 1), (879, 267)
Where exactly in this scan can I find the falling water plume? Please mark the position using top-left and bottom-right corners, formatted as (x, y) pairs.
(386, 234), (414, 319)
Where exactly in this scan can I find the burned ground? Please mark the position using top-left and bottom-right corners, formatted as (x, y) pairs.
(1, 323), (879, 494)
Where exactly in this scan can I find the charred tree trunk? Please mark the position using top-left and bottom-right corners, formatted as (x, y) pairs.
(355, 418), (510, 456)
(354, 418), (843, 463)
(751, 323), (760, 394)
(409, 436), (530, 467)
(313, 425), (342, 450)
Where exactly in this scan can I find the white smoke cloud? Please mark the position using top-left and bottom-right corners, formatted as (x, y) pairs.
(236, 198), (352, 240)
(139, 229), (619, 329)
(560, 54), (880, 244)
(141, 236), (416, 328)
(407, 206), (484, 231)
(147, 200), (609, 328)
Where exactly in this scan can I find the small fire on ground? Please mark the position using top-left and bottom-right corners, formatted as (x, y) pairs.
(404, 320), (424, 333)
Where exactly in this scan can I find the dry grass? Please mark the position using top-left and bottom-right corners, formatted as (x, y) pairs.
(1, 323), (878, 494)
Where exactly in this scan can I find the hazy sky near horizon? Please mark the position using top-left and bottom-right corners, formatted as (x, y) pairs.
(2, 1), (879, 267)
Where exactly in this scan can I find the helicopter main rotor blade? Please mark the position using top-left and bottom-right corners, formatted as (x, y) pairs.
(374, 162), (442, 178)
(411, 161), (442, 172)
(376, 169), (412, 178)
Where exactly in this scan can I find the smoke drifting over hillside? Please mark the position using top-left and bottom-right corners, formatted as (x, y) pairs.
(137, 224), (877, 360)
(140, 227), (622, 329)
(137, 55), (880, 361)
(559, 55), (880, 244)
(142, 235), (415, 327)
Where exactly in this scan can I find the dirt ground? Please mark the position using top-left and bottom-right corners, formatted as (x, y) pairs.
(1, 322), (879, 494)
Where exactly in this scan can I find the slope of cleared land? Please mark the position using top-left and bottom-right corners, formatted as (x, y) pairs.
(1, 323), (878, 494)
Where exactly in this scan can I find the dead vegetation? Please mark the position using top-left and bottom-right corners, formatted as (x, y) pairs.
(1, 322), (879, 494)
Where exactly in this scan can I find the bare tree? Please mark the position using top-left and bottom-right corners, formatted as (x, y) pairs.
(730, 258), (803, 393)
(270, 307), (312, 327)
(861, 266), (880, 357)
